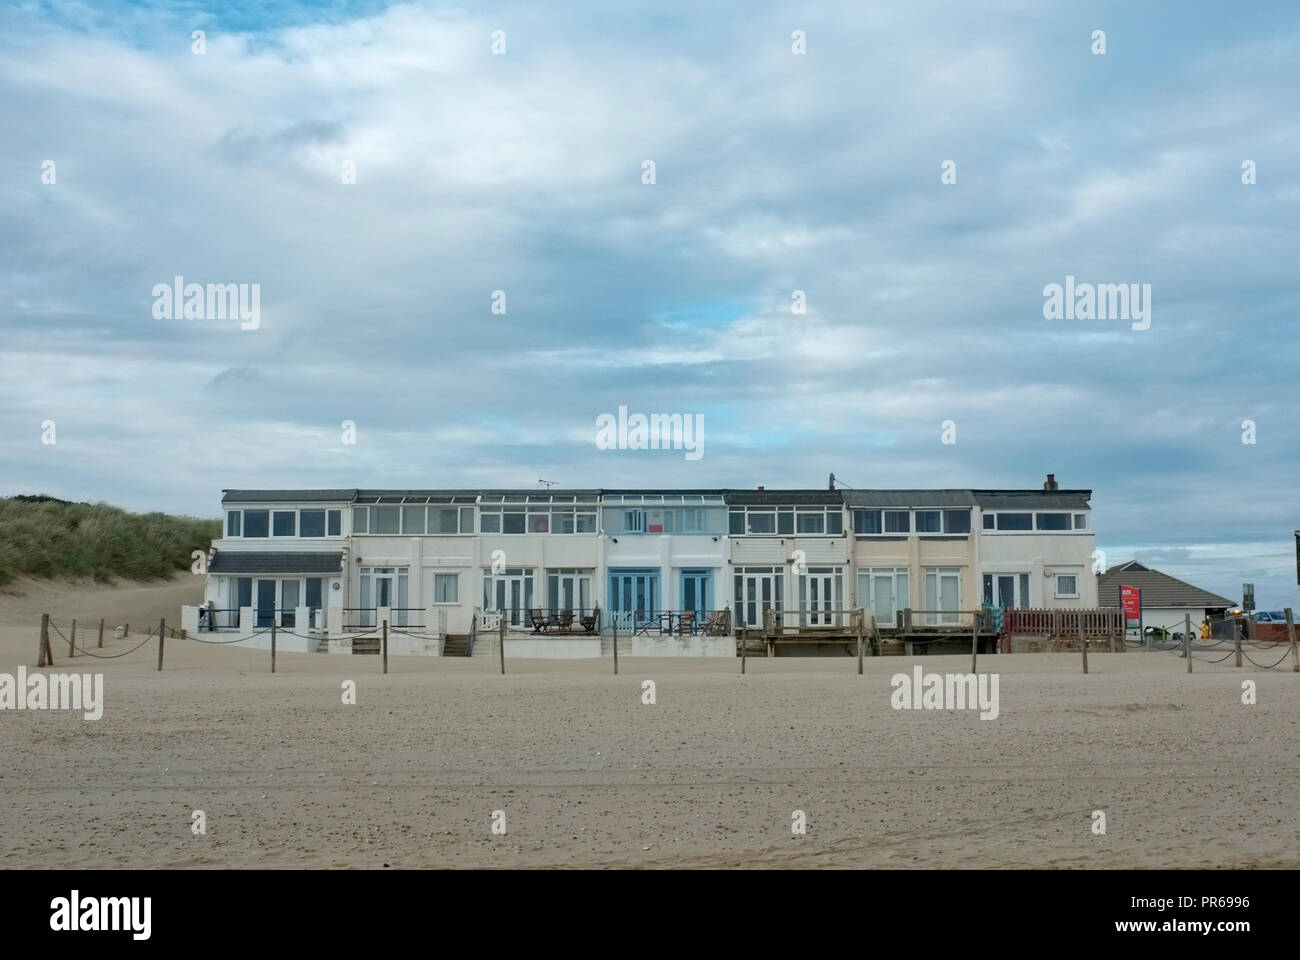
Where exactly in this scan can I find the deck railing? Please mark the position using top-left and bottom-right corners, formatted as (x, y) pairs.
(1002, 607), (1124, 637)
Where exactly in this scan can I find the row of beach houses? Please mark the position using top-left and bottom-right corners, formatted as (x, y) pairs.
(185, 474), (1100, 656)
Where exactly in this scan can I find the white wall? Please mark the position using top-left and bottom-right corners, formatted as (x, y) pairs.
(977, 531), (1097, 607)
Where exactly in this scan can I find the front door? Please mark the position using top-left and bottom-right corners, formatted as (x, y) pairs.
(484, 569), (534, 626)
(281, 579), (300, 628)
(255, 579), (276, 628)
(799, 568), (842, 626)
(679, 570), (712, 627)
(734, 568), (783, 629)
(608, 570), (660, 629)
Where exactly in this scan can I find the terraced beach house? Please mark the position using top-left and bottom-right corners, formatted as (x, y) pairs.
(186, 475), (1097, 656)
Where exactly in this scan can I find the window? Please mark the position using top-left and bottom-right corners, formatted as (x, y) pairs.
(243, 510), (269, 538)
(575, 511), (597, 533)
(944, 510), (971, 534)
(226, 511), (241, 537)
(796, 512), (825, 534)
(827, 511), (843, 534)
(502, 510), (525, 534)
(1055, 574), (1078, 598)
(428, 507), (459, 534)
(327, 510), (341, 536)
(272, 511), (296, 536)
(623, 509), (645, 533)
(996, 513), (1032, 531)
(372, 506), (400, 534)
(1073, 513), (1087, 530)
(352, 506), (369, 534)
(924, 567), (961, 625)
(460, 507), (475, 533)
(777, 510), (794, 535)
(982, 513), (995, 530)
(528, 511), (549, 534)
(884, 510), (910, 533)
(853, 510), (882, 534)
(434, 573), (459, 603)
(858, 568), (909, 626)
(300, 510), (325, 538)
(1035, 513), (1070, 531)
(480, 512), (501, 533)
(402, 506), (426, 535)
(729, 510), (745, 535)
(915, 510), (941, 533)
(747, 511), (776, 534)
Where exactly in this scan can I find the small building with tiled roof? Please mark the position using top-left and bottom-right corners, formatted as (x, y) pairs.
(1097, 560), (1234, 632)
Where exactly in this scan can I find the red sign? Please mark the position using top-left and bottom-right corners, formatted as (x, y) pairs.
(1120, 585), (1142, 627)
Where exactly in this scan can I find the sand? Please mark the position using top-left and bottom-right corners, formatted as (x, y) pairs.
(0, 577), (1297, 869)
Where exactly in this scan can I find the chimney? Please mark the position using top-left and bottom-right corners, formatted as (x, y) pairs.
(1043, 473), (1058, 491)
(757, 485), (765, 491)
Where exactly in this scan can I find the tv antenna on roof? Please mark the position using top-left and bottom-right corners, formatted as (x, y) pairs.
(828, 472), (854, 490)
(538, 479), (558, 490)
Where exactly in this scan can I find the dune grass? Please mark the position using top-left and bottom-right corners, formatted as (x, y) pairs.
(0, 495), (220, 586)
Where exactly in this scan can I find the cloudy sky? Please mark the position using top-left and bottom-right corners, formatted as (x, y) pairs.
(2, 0), (1298, 605)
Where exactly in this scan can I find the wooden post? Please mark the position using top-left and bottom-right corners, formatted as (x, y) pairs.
(38, 612), (51, 667)
(612, 617), (619, 674)
(1234, 619), (1243, 667)
(741, 620), (747, 675)
(856, 608), (864, 675)
(156, 617), (165, 671)
(1285, 608), (1298, 673)
(271, 620), (277, 674)
(498, 615), (506, 675)
(970, 612), (978, 674)
(1079, 618), (1088, 674)
(124, 623), (129, 637)
(1184, 614), (1192, 672)
(69, 619), (76, 657)
(97, 618), (105, 648)
(381, 619), (388, 674)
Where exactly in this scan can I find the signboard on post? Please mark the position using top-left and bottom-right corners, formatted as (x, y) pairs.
(1121, 585), (1142, 630)
(1243, 582), (1255, 613)
(1295, 530), (1300, 584)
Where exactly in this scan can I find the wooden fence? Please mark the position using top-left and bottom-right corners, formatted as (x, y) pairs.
(1003, 608), (1124, 638)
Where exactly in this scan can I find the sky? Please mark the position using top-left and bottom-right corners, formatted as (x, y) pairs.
(2, 0), (1298, 607)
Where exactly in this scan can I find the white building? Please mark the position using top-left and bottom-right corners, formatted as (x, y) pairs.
(194, 476), (1098, 654)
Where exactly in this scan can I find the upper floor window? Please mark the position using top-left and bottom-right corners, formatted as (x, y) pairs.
(226, 506), (342, 539)
(981, 510), (1089, 532)
(854, 508), (971, 536)
(730, 506), (841, 536)
(480, 503), (596, 534)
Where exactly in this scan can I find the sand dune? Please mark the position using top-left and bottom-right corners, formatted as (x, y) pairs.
(0, 578), (1297, 869)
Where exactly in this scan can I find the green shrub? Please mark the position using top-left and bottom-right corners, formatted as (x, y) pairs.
(0, 497), (220, 586)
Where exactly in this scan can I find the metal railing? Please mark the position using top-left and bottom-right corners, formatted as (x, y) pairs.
(605, 609), (731, 636)
(525, 607), (601, 635)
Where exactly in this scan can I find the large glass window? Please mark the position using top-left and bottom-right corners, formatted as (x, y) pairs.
(352, 506), (368, 534)
(300, 510), (326, 538)
(226, 511), (241, 537)
(747, 511), (776, 534)
(996, 513), (1032, 531)
(402, 506), (426, 534)
(272, 510), (296, 536)
(243, 510), (269, 538)
(1036, 513), (1071, 531)
(372, 506), (400, 534)
(915, 510), (941, 533)
(796, 511), (824, 534)
(884, 510), (910, 533)
(502, 510), (525, 534)
(924, 567), (961, 625)
(327, 509), (341, 536)
(858, 568), (909, 626)
(944, 509), (971, 534)
(853, 510), (882, 534)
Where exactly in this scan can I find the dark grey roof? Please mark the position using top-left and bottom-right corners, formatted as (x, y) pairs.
(842, 489), (975, 508)
(1097, 561), (1233, 609)
(725, 490), (842, 505)
(208, 551), (344, 574)
(222, 489), (356, 504)
(972, 490), (1092, 510)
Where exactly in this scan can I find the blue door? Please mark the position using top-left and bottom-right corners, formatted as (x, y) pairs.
(679, 570), (712, 627)
(607, 570), (660, 628)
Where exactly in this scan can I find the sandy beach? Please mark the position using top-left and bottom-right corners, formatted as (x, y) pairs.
(0, 576), (1297, 869)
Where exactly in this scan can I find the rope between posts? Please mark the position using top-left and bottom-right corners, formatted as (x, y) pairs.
(48, 621), (157, 659)
(1242, 648), (1293, 670)
(186, 628), (273, 645)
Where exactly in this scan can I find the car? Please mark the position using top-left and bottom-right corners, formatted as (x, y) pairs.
(1251, 611), (1287, 623)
